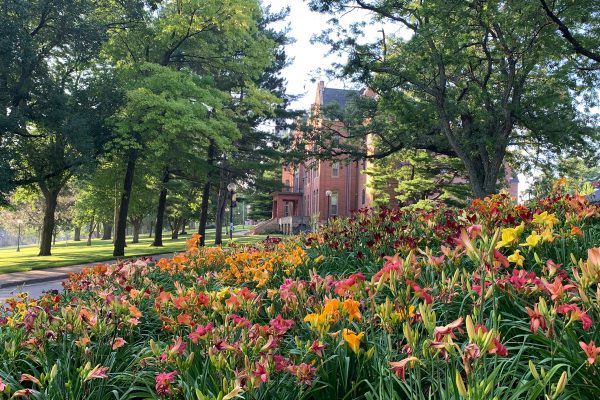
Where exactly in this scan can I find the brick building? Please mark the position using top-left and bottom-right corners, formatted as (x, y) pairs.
(267, 82), (518, 234)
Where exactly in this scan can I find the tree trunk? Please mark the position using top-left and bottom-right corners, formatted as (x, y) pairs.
(114, 149), (137, 257)
(198, 140), (215, 246)
(102, 223), (112, 240)
(152, 167), (170, 247)
(74, 226), (81, 241)
(52, 228), (57, 246)
(132, 220), (141, 243)
(148, 220), (153, 238)
(171, 220), (180, 240)
(180, 219), (187, 235)
(87, 219), (95, 246)
(38, 188), (60, 256)
(214, 176), (228, 246)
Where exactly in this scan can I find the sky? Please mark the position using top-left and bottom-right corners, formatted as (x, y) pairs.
(265, 0), (401, 110)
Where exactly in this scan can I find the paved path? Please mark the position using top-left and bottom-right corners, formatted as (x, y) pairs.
(0, 253), (177, 303)
(0, 280), (64, 303)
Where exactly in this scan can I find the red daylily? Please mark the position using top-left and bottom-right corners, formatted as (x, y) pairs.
(287, 363), (317, 386)
(406, 280), (433, 304)
(253, 361), (269, 383)
(269, 314), (294, 336)
(309, 339), (326, 357)
(434, 317), (464, 342)
(155, 371), (177, 396)
(85, 365), (109, 381)
(557, 304), (592, 330)
(389, 357), (420, 381)
(542, 277), (575, 301)
(189, 322), (214, 344)
(525, 304), (547, 334)
(112, 337), (127, 350)
(580, 341), (600, 365)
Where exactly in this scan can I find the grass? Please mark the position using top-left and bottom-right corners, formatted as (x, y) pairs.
(0, 226), (273, 274)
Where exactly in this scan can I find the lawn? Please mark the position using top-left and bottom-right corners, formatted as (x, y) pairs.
(0, 226), (271, 274)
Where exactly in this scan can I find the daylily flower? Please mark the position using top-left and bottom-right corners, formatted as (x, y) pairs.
(269, 314), (294, 336)
(507, 250), (525, 267)
(526, 304), (547, 334)
(309, 340), (326, 357)
(496, 223), (525, 249)
(20, 374), (41, 386)
(488, 337), (508, 357)
(557, 304), (592, 330)
(155, 371), (177, 396)
(253, 361), (269, 383)
(434, 317), (464, 342)
(532, 211), (559, 227)
(543, 277), (575, 301)
(389, 357), (420, 381)
(342, 329), (364, 354)
(580, 341), (600, 365)
(189, 322), (214, 344)
(287, 363), (316, 386)
(84, 365), (109, 381)
(541, 228), (554, 243)
(342, 298), (362, 322)
(112, 337), (127, 350)
(0, 377), (5, 392)
(520, 232), (540, 248)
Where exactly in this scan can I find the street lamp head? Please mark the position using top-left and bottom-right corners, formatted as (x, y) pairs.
(227, 182), (237, 192)
(325, 190), (332, 197)
(16, 219), (23, 225)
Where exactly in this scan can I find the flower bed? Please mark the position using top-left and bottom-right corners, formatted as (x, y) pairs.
(1, 187), (600, 399)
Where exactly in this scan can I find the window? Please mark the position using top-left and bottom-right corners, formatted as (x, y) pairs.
(332, 161), (340, 177)
(361, 188), (366, 205)
(330, 191), (338, 216)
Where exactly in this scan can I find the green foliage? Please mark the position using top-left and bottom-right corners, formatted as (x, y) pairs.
(306, 0), (599, 198)
(367, 149), (471, 208)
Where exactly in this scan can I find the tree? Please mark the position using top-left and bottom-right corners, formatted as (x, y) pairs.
(366, 148), (471, 208)
(539, 0), (600, 66)
(127, 165), (157, 244)
(104, 0), (278, 256)
(526, 155), (600, 200)
(0, 0), (107, 203)
(306, 0), (599, 197)
(247, 169), (282, 221)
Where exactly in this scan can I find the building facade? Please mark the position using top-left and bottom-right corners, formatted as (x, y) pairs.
(269, 82), (518, 234)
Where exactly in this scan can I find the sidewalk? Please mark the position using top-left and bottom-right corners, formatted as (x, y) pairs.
(0, 253), (176, 289)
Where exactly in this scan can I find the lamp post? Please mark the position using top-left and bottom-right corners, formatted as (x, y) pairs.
(325, 190), (332, 223)
(16, 219), (23, 252)
(227, 183), (237, 241)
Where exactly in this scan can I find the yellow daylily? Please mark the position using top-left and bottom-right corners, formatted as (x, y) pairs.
(541, 228), (555, 243)
(520, 231), (541, 248)
(343, 329), (365, 354)
(496, 223), (525, 249)
(496, 228), (518, 249)
(532, 211), (559, 227)
(508, 250), (525, 267)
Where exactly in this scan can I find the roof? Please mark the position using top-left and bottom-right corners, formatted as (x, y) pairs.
(587, 189), (600, 204)
(321, 87), (360, 110)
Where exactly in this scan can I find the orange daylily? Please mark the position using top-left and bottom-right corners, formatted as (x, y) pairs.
(342, 329), (364, 354)
(342, 299), (361, 322)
